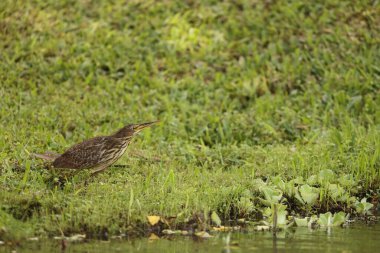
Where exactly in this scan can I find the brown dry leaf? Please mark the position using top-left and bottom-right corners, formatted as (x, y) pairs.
(147, 215), (161, 226)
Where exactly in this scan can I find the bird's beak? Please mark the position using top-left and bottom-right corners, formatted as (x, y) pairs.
(134, 120), (159, 133)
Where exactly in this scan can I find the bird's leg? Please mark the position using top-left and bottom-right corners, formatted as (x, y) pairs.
(83, 165), (109, 186)
(90, 164), (110, 177)
(84, 165), (110, 185)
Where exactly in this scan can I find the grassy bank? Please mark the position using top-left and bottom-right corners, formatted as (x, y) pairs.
(0, 0), (379, 240)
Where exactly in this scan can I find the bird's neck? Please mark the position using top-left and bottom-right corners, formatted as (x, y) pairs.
(113, 135), (133, 142)
(112, 125), (134, 139)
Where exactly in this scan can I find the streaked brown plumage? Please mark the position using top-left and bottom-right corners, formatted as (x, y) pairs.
(34, 121), (159, 174)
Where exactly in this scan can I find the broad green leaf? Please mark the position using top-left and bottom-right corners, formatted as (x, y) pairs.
(355, 198), (374, 215)
(237, 197), (255, 214)
(332, 212), (347, 226)
(306, 175), (318, 185)
(298, 184), (319, 205)
(338, 174), (357, 188)
(271, 176), (286, 191)
(274, 204), (288, 226)
(263, 207), (272, 217)
(293, 176), (304, 185)
(318, 169), (335, 185)
(318, 212), (347, 227)
(285, 181), (296, 197)
(318, 212), (332, 226)
(252, 178), (267, 190)
(328, 184), (346, 201)
(211, 211), (221, 227)
(265, 204), (288, 227)
(260, 186), (283, 206)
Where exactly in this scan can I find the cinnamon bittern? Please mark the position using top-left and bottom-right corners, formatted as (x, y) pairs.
(34, 121), (159, 174)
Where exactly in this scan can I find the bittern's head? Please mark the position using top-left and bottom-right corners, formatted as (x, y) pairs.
(112, 121), (159, 139)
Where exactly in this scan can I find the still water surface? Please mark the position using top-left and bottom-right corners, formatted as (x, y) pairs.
(8, 222), (380, 253)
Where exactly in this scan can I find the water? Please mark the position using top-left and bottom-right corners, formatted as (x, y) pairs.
(6, 222), (379, 253)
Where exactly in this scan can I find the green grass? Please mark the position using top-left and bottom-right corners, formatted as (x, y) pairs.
(0, 0), (379, 240)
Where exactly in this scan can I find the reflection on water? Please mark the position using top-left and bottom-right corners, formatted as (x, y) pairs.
(8, 222), (380, 253)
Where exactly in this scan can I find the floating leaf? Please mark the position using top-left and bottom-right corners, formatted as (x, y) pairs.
(294, 217), (308, 227)
(273, 204), (288, 226)
(318, 212), (347, 227)
(211, 211), (221, 227)
(355, 198), (374, 215)
(318, 212), (332, 226)
(195, 231), (213, 238)
(54, 234), (86, 242)
(147, 216), (160, 226)
(263, 204), (288, 227)
(213, 226), (234, 232)
(332, 212), (347, 226)
(162, 229), (178, 235)
(255, 225), (270, 231)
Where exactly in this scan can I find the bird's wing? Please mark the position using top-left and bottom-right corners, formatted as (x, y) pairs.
(52, 136), (109, 169)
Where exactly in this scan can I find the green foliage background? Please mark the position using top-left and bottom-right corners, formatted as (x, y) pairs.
(0, 0), (379, 238)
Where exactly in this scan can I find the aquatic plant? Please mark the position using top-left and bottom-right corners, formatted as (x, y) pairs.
(355, 198), (374, 216)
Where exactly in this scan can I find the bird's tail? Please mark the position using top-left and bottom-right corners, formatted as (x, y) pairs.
(32, 151), (60, 161)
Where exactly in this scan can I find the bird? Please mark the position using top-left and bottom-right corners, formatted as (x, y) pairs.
(33, 121), (159, 175)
